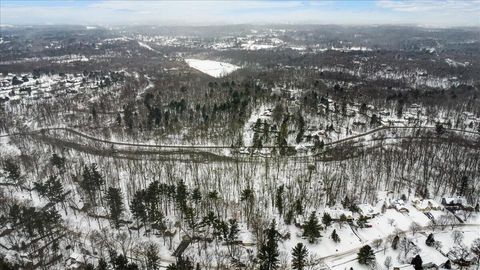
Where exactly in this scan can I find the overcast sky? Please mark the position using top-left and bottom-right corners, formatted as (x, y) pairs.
(1, 0), (479, 27)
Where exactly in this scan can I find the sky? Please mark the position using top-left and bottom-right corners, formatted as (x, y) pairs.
(1, 0), (479, 27)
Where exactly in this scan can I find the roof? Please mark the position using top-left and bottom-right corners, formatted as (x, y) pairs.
(442, 197), (467, 205)
(357, 203), (379, 216)
(324, 207), (353, 219)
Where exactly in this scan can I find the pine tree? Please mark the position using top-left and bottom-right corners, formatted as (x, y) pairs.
(357, 245), (375, 265)
(291, 243), (308, 270)
(106, 187), (124, 228)
(275, 185), (284, 216)
(258, 220), (280, 270)
(425, 233), (435, 247)
(411, 255), (423, 270)
(130, 189), (147, 228)
(3, 158), (20, 183)
(176, 180), (189, 213)
(81, 164), (104, 203)
(146, 243), (159, 270)
(295, 112), (305, 144)
(146, 181), (160, 223)
(34, 175), (66, 204)
(50, 153), (66, 171)
(303, 212), (322, 243)
(96, 258), (108, 270)
(331, 229), (340, 243)
(191, 187), (202, 205)
(392, 235), (399, 250)
(227, 218), (239, 244)
(322, 213), (332, 227)
(357, 215), (368, 228)
(277, 117), (289, 156)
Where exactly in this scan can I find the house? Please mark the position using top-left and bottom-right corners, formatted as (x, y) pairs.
(357, 203), (380, 218)
(412, 199), (443, 212)
(390, 199), (409, 213)
(324, 207), (354, 221)
(441, 196), (470, 210)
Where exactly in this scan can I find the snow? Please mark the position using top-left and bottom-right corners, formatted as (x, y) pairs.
(138, 41), (156, 52)
(445, 58), (469, 67)
(0, 136), (21, 157)
(185, 59), (240, 78)
(241, 43), (276, 50)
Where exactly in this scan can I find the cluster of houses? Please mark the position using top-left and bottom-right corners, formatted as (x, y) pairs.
(0, 71), (125, 103)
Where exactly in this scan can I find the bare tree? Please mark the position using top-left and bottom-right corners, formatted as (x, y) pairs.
(409, 222), (421, 235)
(384, 256), (392, 270)
(452, 230), (465, 246)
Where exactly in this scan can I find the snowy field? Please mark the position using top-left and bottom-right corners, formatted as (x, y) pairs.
(185, 59), (240, 78)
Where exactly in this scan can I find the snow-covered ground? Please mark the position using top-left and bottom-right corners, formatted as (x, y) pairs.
(185, 59), (240, 78)
(138, 41), (156, 52)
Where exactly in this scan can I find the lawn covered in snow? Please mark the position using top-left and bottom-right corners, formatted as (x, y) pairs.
(185, 59), (240, 78)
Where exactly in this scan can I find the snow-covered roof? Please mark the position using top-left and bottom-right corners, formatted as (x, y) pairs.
(442, 196), (467, 205)
(324, 207), (353, 219)
(358, 203), (379, 216)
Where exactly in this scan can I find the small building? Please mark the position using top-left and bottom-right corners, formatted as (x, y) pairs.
(357, 203), (380, 218)
(441, 196), (469, 210)
(389, 199), (409, 213)
(324, 207), (354, 221)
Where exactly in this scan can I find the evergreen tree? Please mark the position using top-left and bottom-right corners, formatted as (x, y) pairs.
(295, 199), (304, 216)
(322, 213), (332, 227)
(110, 251), (139, 270)
(146, 243), (159, 270)
(130, 189), (147, 229)
(435, 123), (445, 135)
(106, 187), (124, 228)
(392, 235), (399, 250)
(331, 229), (340, 243)
(284, 209), (294, 225)
(275, 185), (284, 216)
(50, 153), (66, 171)
(176, 180), (189, 213)
(425, 233), (435, 247)
(295, 112), (305, 144)
(357, 245), (375, 265)
(3, 158), (20, 183)
(81, 164), (104, 203)
(116, 113), (122, 126)
(303, 212), (322, 243)
(396, 99), (404, 118)
(357, 215), (368, 228)
(258, 220), (280, 270)
(191, 187), (202, 205)
(227, 218), (239, 244)
(291, 243), (308, 270)
(146, 181), (161, 223)
(166, 257), (194, 270)
(411, 255), (423, 270)
(277, 117), (289, 156)
(34, 175), (66, 204)
(96, 258), (108, 270)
